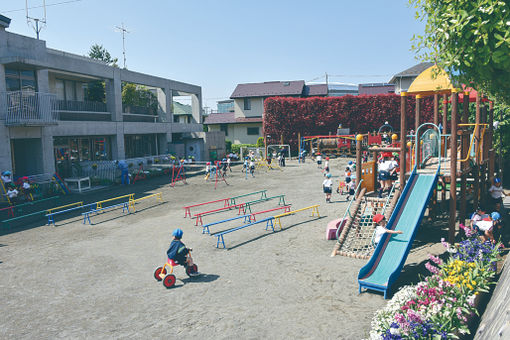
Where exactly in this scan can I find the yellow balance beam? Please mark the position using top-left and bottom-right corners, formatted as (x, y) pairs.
(129, 192), (163, 212)
(47, 201), (83, 214)
(273, 205), (320, 230)
(96, 193), (134, 209)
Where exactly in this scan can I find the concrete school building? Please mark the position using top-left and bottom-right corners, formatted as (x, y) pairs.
(0, 15), (222, 178)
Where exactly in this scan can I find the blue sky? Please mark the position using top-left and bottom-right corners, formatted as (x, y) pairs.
(4, 0), (425, 108)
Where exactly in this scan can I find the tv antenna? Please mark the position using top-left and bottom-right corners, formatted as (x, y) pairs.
(25, 0), (47, 40)
(115, 23), (130, 69)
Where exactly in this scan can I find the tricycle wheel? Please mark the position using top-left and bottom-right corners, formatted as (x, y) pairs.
(186, 264), (198, 277)
(163, 274), (176, 288)
(154, 266), (167, 281)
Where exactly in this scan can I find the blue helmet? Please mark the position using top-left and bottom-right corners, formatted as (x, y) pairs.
(348, 161), (353, 165)
(2, 171), (11, 176)
(491, 212), (501, 221)
(495, 178), (501, 184)
(172, 228), (183, 239)
(326, 173), (332, 178)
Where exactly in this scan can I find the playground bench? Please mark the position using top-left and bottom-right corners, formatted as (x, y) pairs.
(273, 205), (320, 230)
(249, 205), (292, 222)
(229, 190), (267, 205)
(243, 195), (287, 214)
(128, 192), (163, 213)
(193, 203), (244, 226)
(183, 198), (231, 218)
(215, 217), (275, 249)
(95, 194), (134, 210)
(81, 202), (130, 225)
(46, 201), (88, 225)
(201, 214), (252, 234)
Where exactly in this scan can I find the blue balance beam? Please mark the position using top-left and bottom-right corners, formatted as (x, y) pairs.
(215, 217), (275, 249)
(81, 202), (129, 225)
(46, 203), (95, 226)
(202, 214), (252, 234)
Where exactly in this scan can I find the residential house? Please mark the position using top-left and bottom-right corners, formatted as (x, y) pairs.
(389, 62), (434, 94)
(204, 81), (327, 144)
(358, 83), (395, 95)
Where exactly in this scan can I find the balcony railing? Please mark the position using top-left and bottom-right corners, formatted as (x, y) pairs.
(57, 99), (107, 112)
(3, 91), (58, 126)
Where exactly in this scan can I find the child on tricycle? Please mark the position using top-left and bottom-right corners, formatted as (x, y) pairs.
(154, 228), (200, 288)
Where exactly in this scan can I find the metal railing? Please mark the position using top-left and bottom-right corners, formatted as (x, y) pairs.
(3, 91), (58, 126)
(57, 99), (107, 112)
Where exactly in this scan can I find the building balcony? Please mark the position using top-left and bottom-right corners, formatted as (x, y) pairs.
(57, 99), (107, 112)
(2, 91), (58, 126)
(56, 99), (111, 121)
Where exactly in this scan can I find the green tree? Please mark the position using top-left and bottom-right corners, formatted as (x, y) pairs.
(121, 82), (158, 114)
(410, 0), (510, 105)
(88, 44), (118, 67)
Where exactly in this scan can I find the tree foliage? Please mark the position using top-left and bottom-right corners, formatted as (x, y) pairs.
(88, 44), (118, 67)
(264, 95), (434, 152)
(410, 0), (510, 105)
(121, 83), (158, 114)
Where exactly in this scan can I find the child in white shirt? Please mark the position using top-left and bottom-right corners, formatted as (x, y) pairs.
(322, 173), (333, 202)
(316, 153), (322, 168)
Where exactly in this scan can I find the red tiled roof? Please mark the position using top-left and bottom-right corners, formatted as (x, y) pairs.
(203, 113), (262, 125)
(230, 80), (305, 98)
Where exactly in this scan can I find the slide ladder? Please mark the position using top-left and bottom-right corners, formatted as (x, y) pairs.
(336, 183), (399, 260)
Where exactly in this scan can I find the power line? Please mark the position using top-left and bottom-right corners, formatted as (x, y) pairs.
(4, 0), (83, 13)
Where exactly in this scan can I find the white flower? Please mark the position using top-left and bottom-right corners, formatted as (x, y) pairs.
(390, 327), (400, 336)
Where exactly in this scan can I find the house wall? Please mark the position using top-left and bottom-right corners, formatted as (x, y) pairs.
(0, 29), (205, 176)
(208, 123), (261, 145)
(233, 97), (264, 118)
(393, 77), (415, 94)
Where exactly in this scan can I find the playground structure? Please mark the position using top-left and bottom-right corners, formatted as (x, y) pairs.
(346, 65), (497, 298)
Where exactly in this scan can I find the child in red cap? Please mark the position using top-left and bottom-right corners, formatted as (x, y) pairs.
(373, 214), (403, 245)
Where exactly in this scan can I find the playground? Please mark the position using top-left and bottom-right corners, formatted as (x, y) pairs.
(0, 157), (448, 339)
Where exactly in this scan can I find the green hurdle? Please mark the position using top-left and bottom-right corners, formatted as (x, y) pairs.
(229, 190), (267, 205)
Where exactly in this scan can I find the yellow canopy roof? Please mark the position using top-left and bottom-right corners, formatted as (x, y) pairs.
(407, 65), (456, 96)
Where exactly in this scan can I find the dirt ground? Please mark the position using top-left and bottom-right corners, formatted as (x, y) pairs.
(0, 158), (446, 339)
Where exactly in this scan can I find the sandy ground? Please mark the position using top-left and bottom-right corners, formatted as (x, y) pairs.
(0, 158), (446, 339)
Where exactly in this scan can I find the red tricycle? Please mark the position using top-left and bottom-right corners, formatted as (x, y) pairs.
(153, 250), (199, 288)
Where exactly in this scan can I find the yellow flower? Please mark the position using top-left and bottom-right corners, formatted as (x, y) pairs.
(471, 281), (476, 286)
(467, 284), (474, 290)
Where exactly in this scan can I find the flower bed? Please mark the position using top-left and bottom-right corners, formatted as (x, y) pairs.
(369, 225), (502, 339)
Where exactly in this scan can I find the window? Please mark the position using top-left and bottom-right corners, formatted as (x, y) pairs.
(243, 98), (251, 110)
(124, 134), (157, 158)
(5, 68), (37, 92)
(174, 115), (180, 123)
(220, 124), (228, 136)
(247, 127), (259, 135)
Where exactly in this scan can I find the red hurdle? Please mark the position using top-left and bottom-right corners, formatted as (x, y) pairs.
(248, 205), (292, 222)
(170, 163), (187, 187)
(0, 205), (15, 218)
(183, 198), (230, 218)
(193, 203), (245, 226)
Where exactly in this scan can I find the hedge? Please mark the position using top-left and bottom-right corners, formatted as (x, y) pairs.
(263, 94), (435, 152)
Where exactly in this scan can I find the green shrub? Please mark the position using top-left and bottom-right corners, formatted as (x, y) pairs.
(225, 139), (232, 153)
(256, 137), (265, 147)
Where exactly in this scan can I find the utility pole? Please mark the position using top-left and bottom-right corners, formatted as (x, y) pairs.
(26, 0), (46, 40)
(325, 72), (328, 87)
(115, 23), (130, 69)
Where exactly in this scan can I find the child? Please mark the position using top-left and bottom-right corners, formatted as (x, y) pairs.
(221, 158), (228, 177)
(227, 157), (232, 172)
(316, 153), (322, 168)
(249, 158), (255, 177)
(473, 212), (499, 244)
(372, 214), (403, 246)
(21, 177), (32, 201)
(323, 157), (330, 176)
(489, 178), (505, 209)
(1, 171), (12, 184)
(345, 177), (356, 201)
(322, 173), (333, 203)
(470, 206), (486, 230)
(337, 180), (346, 194)
(166, 229), (199, 276)
(6, 184), (18, 204)
(204, 162), (212, 180)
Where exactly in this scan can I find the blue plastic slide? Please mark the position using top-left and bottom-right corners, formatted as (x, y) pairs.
(358, 167), (439, 298)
